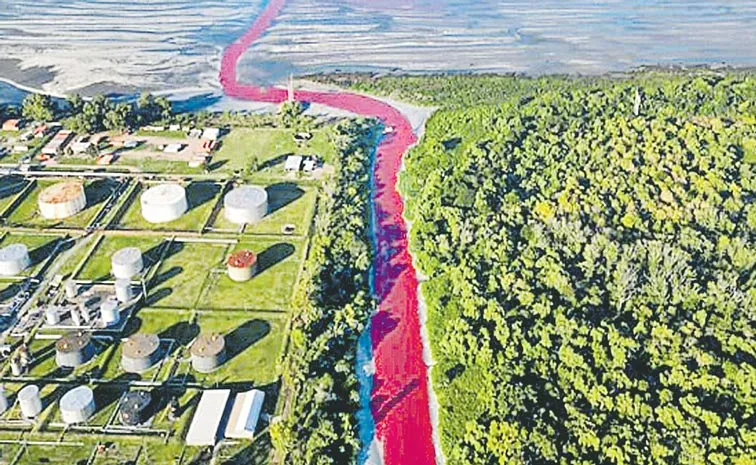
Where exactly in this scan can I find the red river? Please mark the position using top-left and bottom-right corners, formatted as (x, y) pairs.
(220, 1), (436, 464)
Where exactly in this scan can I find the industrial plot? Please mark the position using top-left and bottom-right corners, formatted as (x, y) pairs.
(0, 125), (330, 464)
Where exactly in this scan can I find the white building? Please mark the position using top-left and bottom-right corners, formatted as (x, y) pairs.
(186, 389), (231, 446)
(285, 155), (303, 172)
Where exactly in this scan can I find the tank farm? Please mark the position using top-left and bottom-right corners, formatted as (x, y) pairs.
(219, 1), (436, 463)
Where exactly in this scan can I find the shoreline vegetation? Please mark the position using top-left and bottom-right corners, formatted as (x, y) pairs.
(332, 71), (755, 464)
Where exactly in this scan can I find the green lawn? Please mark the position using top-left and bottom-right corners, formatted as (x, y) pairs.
(191, 312), (286, 386)
(198, 239), (303, 311)
(0, 176), (30, 215)
(75, 236), (165, 282)
(5, 178), (118, 229)
(15, 444), (92, 465)
(117, 182), (221, 231)
(213, 183), (316, 236)
(135, 130), (186, 139)
(213, 128), (336, 174)
(149, 241), (227, 309)
(0, 232), (63, 276)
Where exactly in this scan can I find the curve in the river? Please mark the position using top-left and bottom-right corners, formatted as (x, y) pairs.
(220, 1), (436, 464)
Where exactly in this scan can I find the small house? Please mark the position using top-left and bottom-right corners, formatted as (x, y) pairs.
(163, 143), (183, 154)
(2, 119), (22, 132)
(285, 155), (303, 172)
(201, 127), (221, 141)
(41, 130), (75, 156)
(303, 157), (318, 173)
(186, 389), (231, 446)
(225, 389), (265, 440)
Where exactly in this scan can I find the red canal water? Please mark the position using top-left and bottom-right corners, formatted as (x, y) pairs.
(220, 1), (436, 464)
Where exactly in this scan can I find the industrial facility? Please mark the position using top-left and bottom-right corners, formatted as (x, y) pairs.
(224, 185), (268, 224)
(140, 183), (188, 223)
(38, 181), (87, 219)
(55, 331), (95, 368)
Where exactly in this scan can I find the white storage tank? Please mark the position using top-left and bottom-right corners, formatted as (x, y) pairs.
(111, 247), (143, 279)
(18, 384), (42, 418)
(114, 279), (133, 303)
(38, 181), (87, 220)
(59, 385), (95, 424)
(224, 186), (268, 224)
(140, 183), (188, 223)
(226, 250), (257, 283)
(64, 281), (78, 300)
(0, 385), (8, 415)
(45, 306), (61, 326)
(100, 298), (120, 327)
(0, 243), (31, 276)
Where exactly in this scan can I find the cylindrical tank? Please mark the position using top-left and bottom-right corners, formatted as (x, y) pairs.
(99, 298), (120, 327)
(70, 307), (82, 327)
(226, 250), (257, 283)
(111, 247), (143, 279)
(55, 332), (94, 368)
(59, 385), (95, 424)
(121, 333), (161, 373)
(0, 244), (31, 276)
(38, 181), (87, 219)
(18, 385), (42, 418)
(114, 279), (133, 303)
(45, 306), (61, 326)
(118, 391), (152, 426)
(140, 183), (188, 223)
(64, 281), (78, 300)
(10, 357), (23, 376)
(0, 386), (8, 415)
(224, 186), (268, 224)
(190, 333), (227, 373)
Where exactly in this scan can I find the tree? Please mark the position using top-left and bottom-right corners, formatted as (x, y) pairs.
(22, 93), (55, 122)
(278, 101), (305, 128)
(67, 94), (84, 114)
(104, 102), (133, 131)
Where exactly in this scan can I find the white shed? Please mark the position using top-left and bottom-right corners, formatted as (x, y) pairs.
(225, 389), (265, 440)
(284, 155), (303, 172)
(186, 389), (231, 446)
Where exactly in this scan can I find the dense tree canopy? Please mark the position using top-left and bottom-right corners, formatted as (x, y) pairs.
(371, 72), (755, 465)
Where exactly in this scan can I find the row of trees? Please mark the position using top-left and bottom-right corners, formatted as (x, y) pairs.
(16, 91), (172, 133)
(271, 118), (380, 464)
(392, 72), (755, 464)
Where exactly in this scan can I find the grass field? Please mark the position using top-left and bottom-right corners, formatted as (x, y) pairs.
(75, 236), (165, 281)
(5, 178), (118, 229)
(197, 238), (303, 311)
(117, 181), (221, 232)
(191, 311), (285, 386)
(213, 128), (336, 174)
(213, 183), (317, 236)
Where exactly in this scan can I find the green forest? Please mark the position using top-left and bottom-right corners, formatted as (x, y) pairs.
(333, 72), (756, 464)
(271, 119), (378, 464)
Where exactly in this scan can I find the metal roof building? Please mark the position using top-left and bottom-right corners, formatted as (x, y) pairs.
(225, 389), (265, 440)
(185, 389), (231, 446)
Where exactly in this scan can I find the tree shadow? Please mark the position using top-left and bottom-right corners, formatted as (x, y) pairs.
(258, 154), (289, 171)
(266, 182), (304, 214)
(29, 238), (61, 267)
(186, 181), (221, 213)
(225, 319), (271, 362)
(219, 432), (272, 465)
(256, 243), (295, 275)
(207, 159), (228, 172)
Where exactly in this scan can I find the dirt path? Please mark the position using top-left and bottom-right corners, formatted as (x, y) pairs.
(219, 1), (437, 464)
